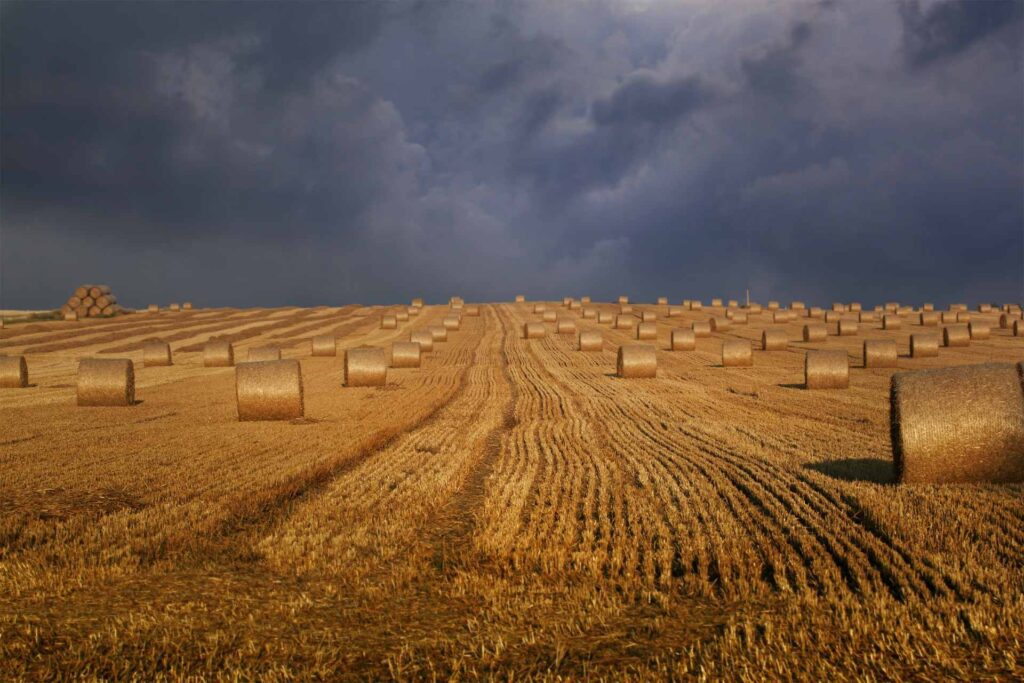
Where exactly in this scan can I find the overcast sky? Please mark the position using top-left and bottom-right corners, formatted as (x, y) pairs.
(1, 0), (1021, 309)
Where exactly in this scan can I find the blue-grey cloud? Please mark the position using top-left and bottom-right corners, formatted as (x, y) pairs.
(900, 0), (1023, 66)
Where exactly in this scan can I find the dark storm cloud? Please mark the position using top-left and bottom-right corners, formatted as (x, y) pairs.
(740, 21), (812, 95)
(899, 0), (1023, 66)
(591, 73), (711, 126)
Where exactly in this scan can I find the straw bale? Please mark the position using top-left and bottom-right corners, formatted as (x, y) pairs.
(203, 339), (235, 367)
(235, 360), (304, 421)
(249, 347), (282, 361)
(805, 350), (849, 389)
(77, 358), (134, 406)
(345, 347), (387, 387)
(910, 333), (939, 358)
(0, 355), (28, 388)
(524, 322), (547, 339)
(761, 328), (787, 351)
(311, 335), (337, 357)
(617, 344), (656, 378)
(391, 341), (421, 368)
(803, 323), (827, 342)
(636, 321), (657, 340)
(578, 330), (602, 352)
(864, 339), (898, 368)
(143, 341), (172, 367)
(943, 325), (970, 347)
(722, 339), (752, 367)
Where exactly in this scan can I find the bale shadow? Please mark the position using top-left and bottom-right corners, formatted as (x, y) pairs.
(778, 382), (805, 390)
(805, 458), (895, 485)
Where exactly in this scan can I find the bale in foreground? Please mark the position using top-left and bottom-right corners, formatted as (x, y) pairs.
(235, 360), (304, 421)
(345, 348), (387, 387)
(409, 329), (434, 352)
(721, 340), (752, 367)
(143, 341), (172, 367)
(523, 322), (546, 339)
(805, 350), (849, 389)
(671, 329), (695, 351)
(890, 363), (1024, 483)
(77, 358), (135, 406)
(863, 339), (898, 368)
(617, 344), (657, 378)
(203, 340), (235, 367)
(578, 330), (602, 352)
(0, 355), (29, 388)
(391, 341), (421, 368)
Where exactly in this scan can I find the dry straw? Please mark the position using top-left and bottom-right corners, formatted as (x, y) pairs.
(950, 303), (967, 312)
(919, 312), (939, 326)
(203, 340), (235, 367)
(899, 306), (914, 316)
(77, 358), (135, 406)
(767, 301), (780, 310)
(578, 330), (602, 352)
(183, 302), (193, 310)
(882, 314), (901, 330)
(636, 321), (657, 340)
(761, 328), (787, 351)
(143, 341), (172, 367)
(831, 303), (845, 312)
(524, 322), (546, 339)
(235, 360), (304, 421)
(956, 312), (972, 323)
(569, 300), (581, 310)
(710, 316), (731, 332)
(74, 286), (89, 299)
(615, 315), (635, 330)
(443, 314), (461, 330)
(381, 315), (398, 330)
(0, 355), (28, 388)
(689, 300), (703, 311)
(89, 285), (110, 298)
(748, 303), (763, 314)
(891, 362), (1024, 483)
(147, 304), (159, 314)
(824, 311), (842, 323)
(429, 325), (448, 342)
(885, 302), (899, 313)
(581, 296), (591, 304)
(249, 347), (282, 362)
(836, 319), (858, 336)
(391, 341), (421, 368)
(805, 350), (849, 389)
(412, 298), (424, 307)
(727, 299), (739, 308)
(556, 317), (577, 334)
(405, 307), (419, 317)
(692, 321), (711, 338)
(409, 329), (434, 352)
(943, 325), (970, 347)
(668, 305), (683, 317)
(1016, 320), (1023, 337)
(863, 339), (898, 368)
(312, 335), (337, 357)
(641, 311), (657, 322)
(850, 303), (863, 312)
(543, 310), (557, 322)
(858, 311), (876, 323)
(617, 344), (657, 378)
(803, 323), (827, 342)
(345, 347), (387, 387)
(721, 339), (752, 367)
(790, 301), (805, 310)
(657, 297), (668, 305)
(968, 322), (990, 340)
(727, 311), (748, 325)
(910, 333), (939, 358)
(64, 311), (78, 321)
(807, 307), (824, 319)
(922, 303), (934, 311)
(671, 328), (696, 350)
(598, 311), (614, 324)
(978, 303), (992, 313)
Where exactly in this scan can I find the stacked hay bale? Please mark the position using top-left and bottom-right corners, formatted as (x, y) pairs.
(61, 284), (125, 319)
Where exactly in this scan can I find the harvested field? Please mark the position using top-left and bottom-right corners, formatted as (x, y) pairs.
(0, 301), (1022, 680)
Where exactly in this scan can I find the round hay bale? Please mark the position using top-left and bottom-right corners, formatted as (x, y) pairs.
(0, 355), (28, 388)
(77, 358), (134, 406)
(542, 310), (557, 322)
(882, 314), (901, 330)
(620, 304), (633, 314)
(101, 306), (115, 316)
(249, 347), (282, 362)
(147, 304), (159, 313)
(88, 305), (102, 317)
(75, 305), (89, 318)
(670, 328), (695, 351)
(864, 339), (898, 368)
(922, 303), (934, 312)
(74, 286), (89, 299)
(203, 340), (235, 367)
(345, 347), (387, 387)
(727, 299), (739, 308)
(910, 333), (939, 358)
(978, 303), (992, 313)
(64, 310), (78, 321)
(692, 321), (711, 338)
(825, 311), (842, 323)
(667, 305), (683, 317)
(556, 317), (577, 334)
(1015, 320), (1023, 337)
(805, 350), (849, 389)
(582, 307), (597, 319)
(891, 363), (1024, 483)
(722, 339), (752, 367)
(617, 344), (656, 378)
(311, 335), (337, 357)
(465, 305), (481, 317)
(578, 330), (602, 352)
(381, 315), (398, 329)
(726, 310), (748, 324)
(689, 300), (703, 311)
(790, 301), (805, 310)
(412, 298), (424, 308)
(767, 301), (780, 311)
(950, 303), (967, 312)
(1000, 313), (1012, 329)
(710, 316), (731, 332)
(143, 341), (172, 367)
(968, 322), (990, 340)
(940, 311), (957, 324)
(581, 296), (591, 304)
(67, 296), (82, 308)
(858, 311), (876, 323)
(429, 325), (448, 342)
(569, 300), (580, 310)
(956, 312), (971, 323)
(711, 298), (724, 307)
(807, 307), (824, 319)
(391, 341), (421, 368)
(657, 297), (668, 305)
(524, 321), (546, 339)
(836, 319), (859, 336)
(618, 296), (629, 305)
(850, 303), (862, 312)
(409, 329), (434, 352)
(615, 315), (635, 330)
(235, 359), (303, 421)
(598, 311), (614, 324)
(396, 310), (410, 322)
(533, 304), (546, 314)
(183, 302), (193, 311)
(450, 297), (464, 309)
(943, 325), (970, 347)
(831, 303), (845, 312)
(81, 296), (95, 308)
(919, 312), (939, 326)
(563, 297), (573, 307)
(771, 311), (790, 323)
(88, 285), (109, 299)
(443, 314), (461, 331)
(515, 295), (526, 303)
(168, 303), (180, 312)
(95, 295), (116, 308)
(885, 302), (899, 313)
(641, 311), (657, 322)
(636, 321), (657, 340)
(898, 306), (914, 316)
(803, 323), (827, 342)
(761, 328), (787, 351)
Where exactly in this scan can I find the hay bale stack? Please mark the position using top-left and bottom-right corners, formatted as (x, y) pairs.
(836, 319), (858, 336)
(63, 284), (124, 318)
(618, 296), (629, 305)
(311, 335), (337, 357)
(542, 310), (557, 322)
(533, 304), (546, 314)
(761, 329), (787, 351)
(203, 340), (235, 367)
(169, 303), (181, 312)
(805, 350), (849, 389)
(578, 330), (602, 352)
(345, 348), (387, 387)
(864, 339), (898, 368)
(636, 321), (657, 340)
(968, 322), (990, 340)
(615, 315), (635, 330)
(803, 323), (827, 342)
(657, 297), (668, 305)
(667, 305), (683, 317)
(556, 317), (577, 334)
(443, 314), (461, 331)
(74, 286), (89, 299)
(235, 360), (304, 421)
(910, 334), (939, 358)
(0, 355), (28, 388)
(249, 347), (282, 362)
(429, 325), (448, 342)
(143, 341), (172, 367)
(710, 316), (731, 332)
(381, 315), (398, 330)
(882, 314), (901, 330)
(77, 358), (134, 406)
(890, 363), (1024, 483)
(410, 329), (434, 352)
(582, 307), (597, 319)
(515, 295), (526, 303)
(620, 304), (634, 314)
(919, 312), (939, 326)
(692, 321), (712, 338)
(391, 341), (421, 368)
(598, 311), (614, 324)
(617, 344), (656, 378)
(943, 325), (970, 347)
(722, 340), (752, 367)
(671, 329), (696, 351)
(524, 322), (546, 339)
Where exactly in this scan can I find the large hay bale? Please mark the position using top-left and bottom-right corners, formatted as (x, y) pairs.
(692, 321), (711, 338)
(143, 341), (172, 367)
(657, 297), (668, 305)
(556, 317), (577, 334)
(391, 341), (421, 368)
(312, 335), (337, 357)
(248, 347), (282, 362)
(345, 347), (387, 387)
(910, 333), (939, 358)
(727, 299), (739, 308)
(722, 339), (752, 367)
(203, 340), (235, 367)
(429, 325), (448, 342)
(710, 316), (731, 332)
(790, 301), (805, 310)
(381, 315), (398, 329)
(943, 325), (970, 347)
(598, 311), (614, 324)
(524, 321), (546, 339)
(802, 323), (827, 342)
(858, 311), (876, 323)
(805, 350), (849, 389)
(235, 360), (304, 421)
(615, 315), (635, 330)
(1000, 313), (1013, 329)
(978, 303), (992, 313)
(882, 314), (901, 330)
(950, 303), (967, 312)
(968, 322), (990, 340)
(617, 344), (656, 378)
(582, 307), (597, 319)
(77, 358), (134, 406)
(670, 328), (696, 351)
(864, 339), (898, 368)
(890, 363), (1024, 483)
(667, 305), (683, 317)
(443, 314), (461, 331)
(96, 294), (117, 308)
(831, 303), (845, 312)
(836, 319), (859, 336)
(919, 312), (939, 326)
(636, 321), (657, 340)
(409, 329), (434, 352)
(0, 355), (28, 388)
(578, 330), (602, 352)
(850, 303), (862, 312)
(88, 305), (102, 317)
(767, 301), (780, 311)
(761, 328), (787, 351)
(641, 311), (657, 322)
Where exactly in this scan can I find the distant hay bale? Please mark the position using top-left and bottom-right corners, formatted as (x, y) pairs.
(831, 303), (845, 312)
(556, 317), (577, 334)
(515, 295), (526, 303)
(617, 344), (656, 378)
(598, 311), (614, 324)
(443, 314), (461, 331)
(143, 341), (172, 367)
(77, 358), (134, 406)
(807, 307), (824, 319)
(80, 297), (95, 309)
(657, 297), (668, 305)
(203, 340), (235, 367)
(396, 310), (410, 322)
(919, 312), (939, 326)
(727, 299), (739, 308)
(391, 341), (421, 368)
(978, 303), (992, 313)
(667, 305), (683, 317)
(771, 311), (789, 323)
(429, 325), (448, 342)
(563, 297), (573, 307)
(748, 303), (763, 314)
(890, 363), (1024, 483)
(761, 328), (787, 351)
(940, 311), (957, 323)
(882, 314), (901, 330)
(581, 296), (591, 304)
(101, 306), (115, 316)
(899, 306), (914, 316)
(722, 339), (752, 367)
(950, 303), (967, 312)
(87, 305), (101, 317)
(636, 321), (657, 340)
(534, 304), (546, 314)
(825, 311), (842, 323)
(968, 322), (990, 340)
(249, 347), (282, 362)
(345, 347), (387, 387)
(726, 309), (747, 324)
(615, 315), (635, 330)
(409, 329), (434, 352)
(412, 298), (424, 307)
(311, 335), (337, 357)
(183, 302), (193, 310)
(0, 355), (29, 388)
(465, 304), (480, 316)
(922, 303), (934, 312)
(1000, 313), (1012, 329)
(910, 333), (939, 358)
(803, 323), (827, 342)
(885, 302), (898, 313)
(671, 328), (696, 350)
(943, 325), (970, 347)
(790, 301), (805, 310)
(64, 311), (78, 321)
(582, 307), (597, 319)
(381, 315), (398, 329)
(641, 311), (657, 322)
(524, 321), (547, 339)
(67, 296), (82, 308)
(620, 304), (634, 314)
(450, 297), (464, 309)
(618, 296), (629, 305)
(74, 286), (89, 299)
(864, 339), (898, 368)
(88, 285), (110, 299)
(956, 312), (971, 323)
(148, 304), (159, 313)
(96, 294), (116, 308)
(578, 330), (602, 351)
(689, 300), (703, 311)
(836, 319), (858, 336)
(850, 303), (862, 312)
(542, 310), (557, 322)
(1014, 320), (1023, 336)
(235, 360), (304, 421)
(859, 311), (876, 323)
(692, 321), (711, 338)
(767, 301), (780, 310)
(805, 350), (849, 389)
(711, 298), (723, 307)
(710, 316), (731, 332)
(568, 300), (580, 310)
(169, 303), (180, 312)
